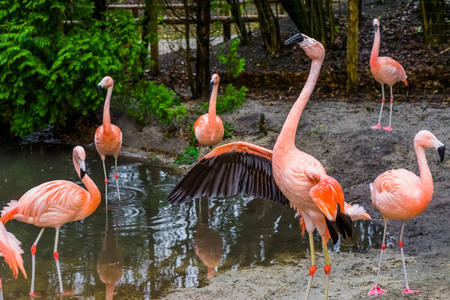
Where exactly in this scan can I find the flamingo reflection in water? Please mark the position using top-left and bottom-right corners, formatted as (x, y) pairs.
(194, 200), (223, 280)
(97, 209), (123, 300)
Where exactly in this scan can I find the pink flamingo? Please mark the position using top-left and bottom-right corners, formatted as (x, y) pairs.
(194, 74), (224, 147)
(370, 18), (407, 131)
(168, 33), (371, 299)
(1, 146), (101, 297)
(95, 76), (123, 202)
(0, 222), (27, 298)
(368, 130), (445, 295)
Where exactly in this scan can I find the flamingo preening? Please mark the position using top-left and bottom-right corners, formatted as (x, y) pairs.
(0, 146), (101, 297)
(95, 76), (123, 202)
(194, 74), (224, 147)
(368, 130), (445, 296)
(167, 33), (371, 299)
(370, 18), (407, 131)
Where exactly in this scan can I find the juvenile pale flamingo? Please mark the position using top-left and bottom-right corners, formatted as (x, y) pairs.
(370, 18), (407, 131)
(95, 76), (123, 202)
(0, 146), (101, 297)
(368, 130), (445, 296)
(0, 222), (27, 298)
(194, 74), (224, 147)
(168, 33), (371, 299)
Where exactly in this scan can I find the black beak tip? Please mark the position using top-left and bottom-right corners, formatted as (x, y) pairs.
(80, 169), (86, 179)
(438, 146), (445, 162)
(209, 80), (214, 91)
(285, 33), (304, 45)
(97, 85), (102, 95)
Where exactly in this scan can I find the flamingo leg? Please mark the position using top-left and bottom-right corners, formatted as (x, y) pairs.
(102, 159), (108, 205)
(383, 86), (394, 131)
(114, 157), (121, 201)
(399, 221), (420, 294)
(53, 228), (64, 294)
(368, 220), (387, 296)
(371, 84), (385, 129)
(322, 236), (331, 300)
(0, 278), (3, 300)
(30, 228), (45, 297)
(305, 232), (316, 300)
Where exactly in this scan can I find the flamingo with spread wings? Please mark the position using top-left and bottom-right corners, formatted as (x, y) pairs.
(370, 18), (407, 131)
(168, 34), (371, 299)
(1, 146), (101, 297)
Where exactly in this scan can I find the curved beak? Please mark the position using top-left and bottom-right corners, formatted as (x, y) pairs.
(374, 24), (378, 33)
(79, 160), (86, 179)
(209, 79), (214, 92)
(97, 84), (103, 96)
(438, 145), (445, 162)
(285, 33), (304, 45)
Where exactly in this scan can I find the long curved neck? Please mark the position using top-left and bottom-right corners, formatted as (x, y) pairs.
(370, 27), (380, 64)
(73, 159), (101, 216)
(276, 59), (323, 151)
(208, 84), (218, 125)
(103, 84), (114, 132)
(414, 142), (433, 199)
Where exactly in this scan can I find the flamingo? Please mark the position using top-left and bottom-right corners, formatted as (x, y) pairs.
(95, 76), (123, 202)
(0, 146), (101, 297)
(370, 18), (407, 131)
(167, 33), (371, 299)
(368, 130), (445, 296)
(194, 74), (224, 147)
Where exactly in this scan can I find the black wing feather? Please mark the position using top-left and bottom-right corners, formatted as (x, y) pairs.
(324, 204), (353, 244)
(167, 152), (289, 205)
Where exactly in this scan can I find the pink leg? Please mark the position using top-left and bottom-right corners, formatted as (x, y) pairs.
(371, 84), (385, 129)
(54, 228), (74, 296)
(114, 157), (121, 201)
(383, 86), (394, 131)
(305, 233), (316, 299)
(399, 222), (420, 294)
(30, 228), (45, 298)
(368, 221), (387, 296)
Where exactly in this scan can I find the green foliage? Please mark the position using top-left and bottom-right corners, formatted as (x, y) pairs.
(128, 81), (187, 125)
(0, 0), (147, 137)
(201, 84), (247, 114)
(174, 145), (199, 165)
(219, 38), (245, 78)
(223, 121), (235, 139)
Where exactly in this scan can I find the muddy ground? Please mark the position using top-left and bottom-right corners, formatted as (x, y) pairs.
(112, 96), (450, 299)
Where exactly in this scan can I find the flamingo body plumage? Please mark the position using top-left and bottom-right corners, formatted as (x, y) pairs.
(0, 222), (26, 279)
(168, 34), (371, 299)
(0, 146), (101, 296)
(368, 130), (445, 296)
(194, 74), (224, 147)
(370, 18), (407, 131)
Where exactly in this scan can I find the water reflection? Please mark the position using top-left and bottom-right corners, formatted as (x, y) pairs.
(0, 143), (386, 298)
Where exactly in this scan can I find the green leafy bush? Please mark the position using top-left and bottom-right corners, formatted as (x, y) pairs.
(219, 38), (245, 78)
(174, 145), (199, 165)
(0, 1), (147, 137)
(201, 84), (248, 114)
(129, 81), (188, 125)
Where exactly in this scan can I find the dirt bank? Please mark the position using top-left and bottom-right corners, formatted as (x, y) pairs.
(113, 97), (450, 299)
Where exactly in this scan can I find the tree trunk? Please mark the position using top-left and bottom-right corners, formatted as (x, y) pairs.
(421, 0), (446, 46)
(195, 0), (210, 99)
(142, 0), (160, 75)
(226, 0), (250, 45)
(279, 0), (307, 33)
(327, 0), (335, 41)
(183, 0), (197, 99)
(254, 0), (280, 55)
(347, 0), (358, 93)
(92, 0), (106, 20)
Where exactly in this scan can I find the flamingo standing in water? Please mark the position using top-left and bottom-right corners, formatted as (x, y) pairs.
(95, 76), (123, 202)
(0, 222), (27, 298)
(194, 74), (224, 147)
(168, 33), (371, 299)
(368, 130), (445, 296)
(370, 18), (407, 131)
(0, 146), (101, 297)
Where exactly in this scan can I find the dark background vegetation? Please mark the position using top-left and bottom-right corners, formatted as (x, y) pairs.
(0, 0), (448, 143)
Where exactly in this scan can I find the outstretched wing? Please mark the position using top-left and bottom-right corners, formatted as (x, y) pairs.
(308, 173), (352, 244)
(167, 142), (288, 205)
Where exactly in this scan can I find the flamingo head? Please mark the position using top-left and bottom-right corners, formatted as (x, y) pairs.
(73, 146), (87, 179)
(373, 18), (380, 32)
(97, 76), (114, 94)
(210, 74), (220, 91)
(414, 130), (445, 162)
(285, 33), (325, 62)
